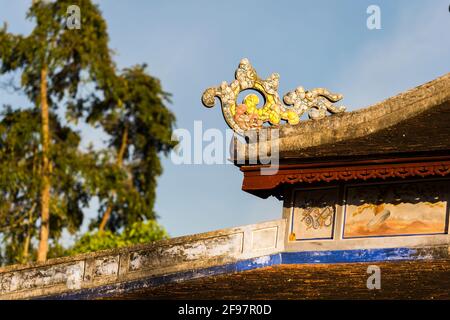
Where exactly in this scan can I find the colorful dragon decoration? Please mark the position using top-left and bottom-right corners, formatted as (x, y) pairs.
(201, 58), (346, 135)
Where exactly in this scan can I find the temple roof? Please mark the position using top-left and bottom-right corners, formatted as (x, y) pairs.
(114, 261), (450, 300)
(0, 216), (448, 299)
(234, 72), (450, 164)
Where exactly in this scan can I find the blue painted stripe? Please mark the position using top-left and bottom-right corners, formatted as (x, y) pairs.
(43, 246), (444, 300)
(281, 247), (421, 264)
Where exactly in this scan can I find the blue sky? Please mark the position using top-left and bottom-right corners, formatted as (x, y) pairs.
(1, 0), (449, 240)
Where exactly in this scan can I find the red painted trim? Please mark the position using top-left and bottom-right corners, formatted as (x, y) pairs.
(241, 159), (450, 191)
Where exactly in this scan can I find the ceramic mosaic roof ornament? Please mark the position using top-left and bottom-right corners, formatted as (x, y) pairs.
(202, 58), (346, 135)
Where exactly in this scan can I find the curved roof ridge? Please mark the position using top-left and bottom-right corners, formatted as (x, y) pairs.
(239, 72), (450, 155)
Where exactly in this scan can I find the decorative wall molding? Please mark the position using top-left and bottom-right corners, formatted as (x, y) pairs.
(0, 219), (285, 299)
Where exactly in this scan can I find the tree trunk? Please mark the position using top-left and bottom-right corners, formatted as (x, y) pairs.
(22, 203), (35, 263)
(98, 124), (128, 232)
(22, 228), (31, 262)
(37, 65), (51, 263)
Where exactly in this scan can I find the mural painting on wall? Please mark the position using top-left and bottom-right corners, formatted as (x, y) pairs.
(292, 188), (337, 240)
(344, 180), (449, 238)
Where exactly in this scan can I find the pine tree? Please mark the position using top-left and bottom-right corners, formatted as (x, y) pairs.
(0, 107), (92, 264)
(0, 1), (175, 264)
(0, 0), (115, 262)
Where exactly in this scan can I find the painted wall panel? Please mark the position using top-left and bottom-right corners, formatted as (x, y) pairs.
(344, 180), (449, 238)
(292, 188), (338, 240)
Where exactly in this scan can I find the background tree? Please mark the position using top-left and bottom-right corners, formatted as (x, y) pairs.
(69, 220), (169, 255)
(0, 0), (115, 262)
(0, 1), (174, 265)
(0, 107), (40, 264)
(85, 65), (176, 233)
(0, 107), (92, 265)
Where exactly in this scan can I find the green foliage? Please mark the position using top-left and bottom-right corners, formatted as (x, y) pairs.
(0, 0), (115, 107)
(0, 1), (175, 265)
(0, 107), (40, 264)
(0, 107), (93, 265)
(84, 65), (176, 232)
(0, 0), (117, 264)
(69, 220), (169, 255)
